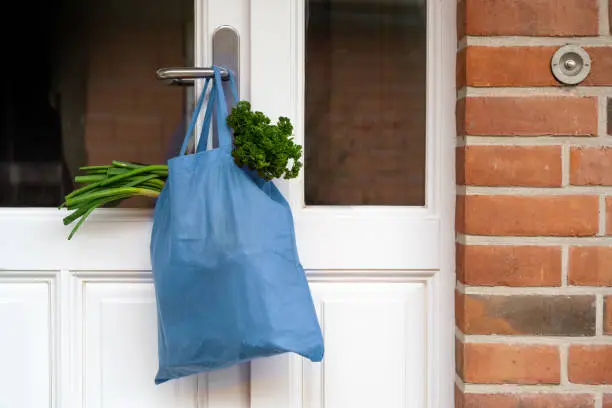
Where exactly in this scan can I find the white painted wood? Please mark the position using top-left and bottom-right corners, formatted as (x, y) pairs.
(0, 280), (53, 408)
(306, 281), (427, 407)
(0, 0), (456, 407)
(252, 273), (432, 408)
(249, 0), (444, 271)
(249, 0), (456, 406)
(82, 279), (197, 408)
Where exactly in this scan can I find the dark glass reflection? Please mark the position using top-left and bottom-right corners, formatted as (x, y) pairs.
(305, 0), (426, 206)
(0, 0), (193, 207)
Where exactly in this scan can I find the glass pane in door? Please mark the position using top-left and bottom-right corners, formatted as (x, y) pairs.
(0, 0), (193, 207)
(305, 0), (426, 206)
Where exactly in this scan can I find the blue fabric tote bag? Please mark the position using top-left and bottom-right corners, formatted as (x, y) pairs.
(150, 67), (324, 384)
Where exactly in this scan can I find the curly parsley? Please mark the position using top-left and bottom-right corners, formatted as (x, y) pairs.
(227, 101), (303, 181)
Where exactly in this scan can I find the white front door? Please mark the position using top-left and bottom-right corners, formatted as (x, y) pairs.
(0, 0), (455, 407)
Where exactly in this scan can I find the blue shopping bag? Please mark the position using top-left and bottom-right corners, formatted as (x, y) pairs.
(150, 66), (324, 384)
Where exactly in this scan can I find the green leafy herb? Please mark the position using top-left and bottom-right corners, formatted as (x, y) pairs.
(60, 161), (168, 239)
(227, 101), (302, 181)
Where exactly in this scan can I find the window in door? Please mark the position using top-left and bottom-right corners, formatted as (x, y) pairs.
(0, 0), (193, 207)
(305, 0), (427, 206)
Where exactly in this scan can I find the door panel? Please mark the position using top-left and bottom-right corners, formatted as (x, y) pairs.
(82, 281), (197, 408)
(306, 281), (427, 407)
(251, 274), (430, 408)
(0, 281), (52, 408)
(249, 0), (455, 406)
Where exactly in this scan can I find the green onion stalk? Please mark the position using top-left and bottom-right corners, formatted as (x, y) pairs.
(61, 161), (167, 240)
(62, 101), (304, 240)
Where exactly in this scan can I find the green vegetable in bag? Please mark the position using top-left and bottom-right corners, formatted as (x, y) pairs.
(227, 101), (302, 181)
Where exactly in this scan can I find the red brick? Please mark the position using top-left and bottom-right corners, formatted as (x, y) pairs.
(571, 147), (612, 185)
(463, 47), (612, 87)
(606, 296), (612, 335)
(457, 245), (562, 287)
(457, 0), (466, 40)
(457, 48), (467, 90)
(569, 247), (612, 286)
(463, 343), (560, 384)
(456, 147), (466, 185)
(456, 338), (465, 378)
(465, 47), (558, 87)
(604, 394), (612, 408)
(583, 48), (612, 86)
(456, 289), (466, 331)
(458, 294), (595, 336)
(457, 98), (466, 138)
(464, 0), (599, 36)
(462, 393), (593, 408)
(456, 195), (599, 237)
(569, 345), (612, 384)
(461, 97), (598, 136)
(458, 145), (562, 187)
(455, 385), (464, 408)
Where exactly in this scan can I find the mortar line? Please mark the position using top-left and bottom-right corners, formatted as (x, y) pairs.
(562, 144), (570, 187)
(466, 36), (612, 46)
(597, 294), (604, 336)
(562, 245), (569, 287)
(464, 335), (612, 345)
(560, 344), (569, 385)
(467, 87), (612, 97)
(600, 195), (607, 237)
(456, 326), (466, 339)
(456, 281), (466, 293)
(464, 137), (612, 146)
(464, 383), (612, 393)
(461, 234), (612, 246)
(600, 0), (610, 37)
(599, 96), (608, 137)
(465, 286), (612, 295)
(455, 375), (465, 391)
(465, 186), (612, 195)
(457, 37), (467, 51)
(455, 234), (467, 245)
(595, 393), (603, 408)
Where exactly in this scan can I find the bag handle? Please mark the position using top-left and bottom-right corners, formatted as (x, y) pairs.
(195, 83), (217, 153)
(195, 68), (236, 153)
(178, 67), (238, 155)
(178, 78), (212, 155)
(213, 66), (235, 151)
(227, 70), (238, 104)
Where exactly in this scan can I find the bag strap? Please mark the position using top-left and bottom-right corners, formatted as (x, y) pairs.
(194, 67), (236, 153)
(213, 66), (233, 151)
(195, 83), (217, 153)
(178, 78), (211, 155)
(227, 70), (238, 104)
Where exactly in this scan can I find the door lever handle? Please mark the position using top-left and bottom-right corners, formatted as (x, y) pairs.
(157, 25), (239, 89)
(156, 67), (229, 86)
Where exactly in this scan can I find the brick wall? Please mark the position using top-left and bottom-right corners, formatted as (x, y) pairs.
(455, 0), (612, 406)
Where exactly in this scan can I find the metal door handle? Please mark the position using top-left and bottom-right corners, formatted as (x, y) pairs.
(156, 67), (229, 85)
(156, 26), (239, 90)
